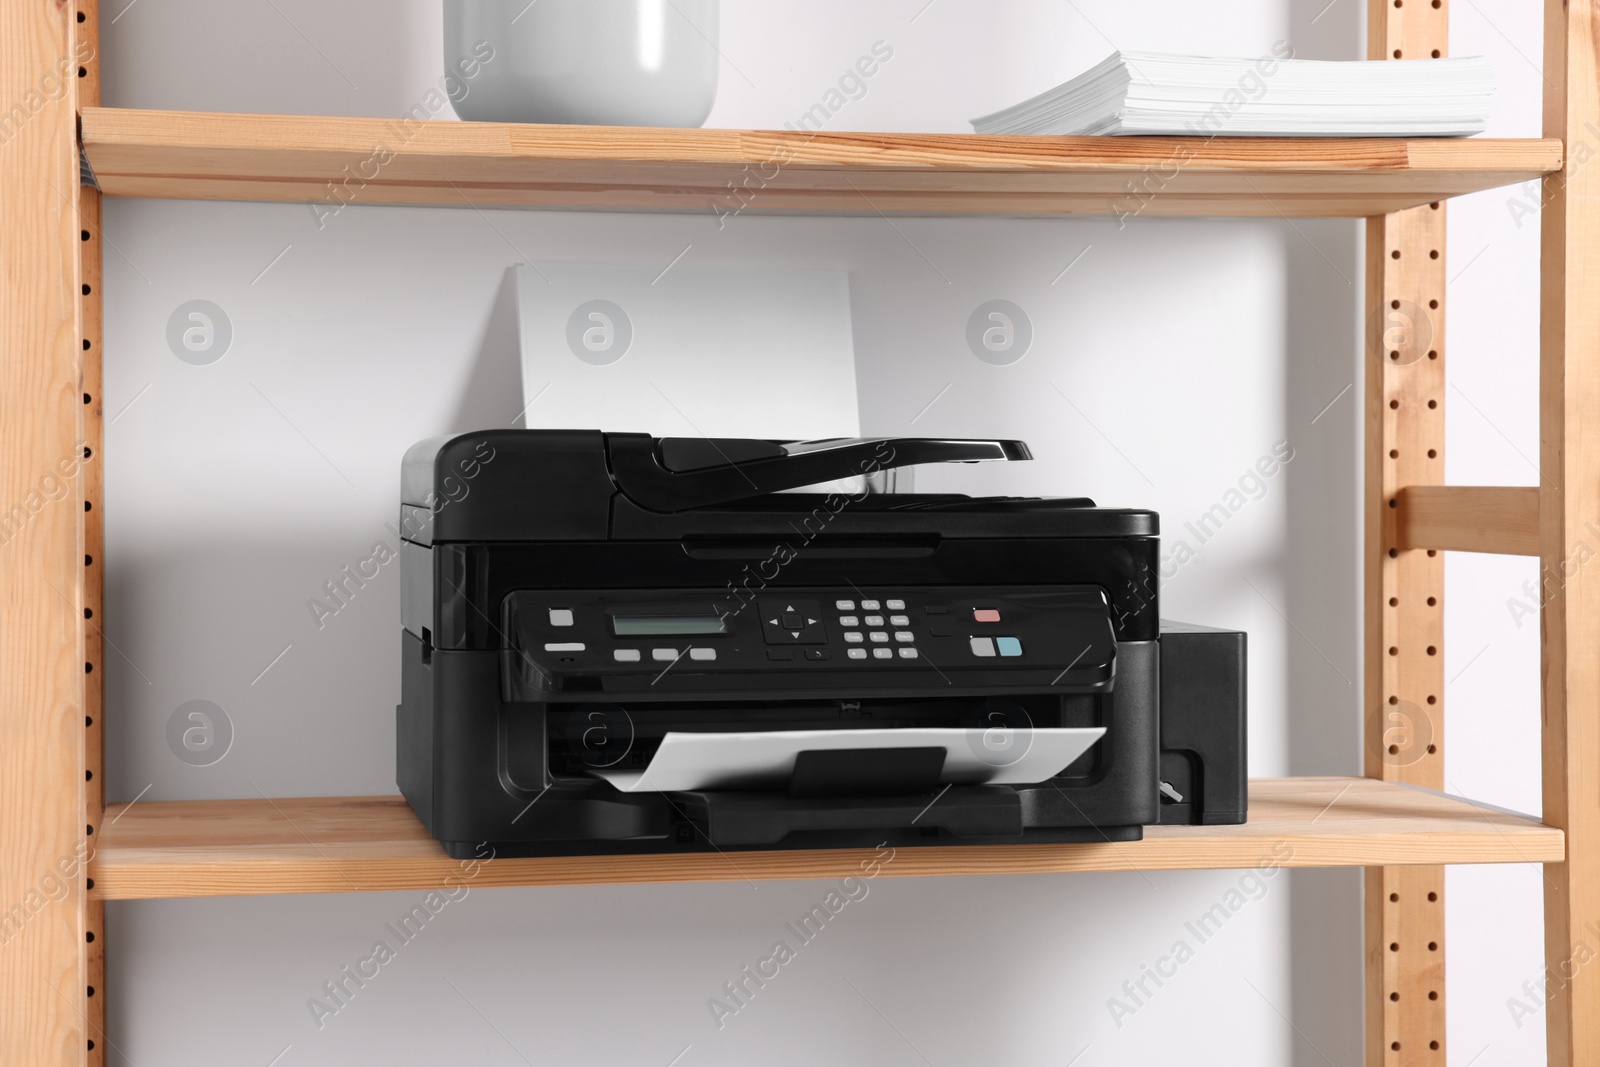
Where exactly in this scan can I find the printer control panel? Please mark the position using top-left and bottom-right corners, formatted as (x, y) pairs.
(503, 585), (1117, 694)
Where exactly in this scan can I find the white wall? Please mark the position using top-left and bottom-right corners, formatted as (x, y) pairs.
(97, 2), (1544, 1064)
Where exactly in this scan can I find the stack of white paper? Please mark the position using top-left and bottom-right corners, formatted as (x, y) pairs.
(971, 51), (1494, 137)
(589, 728), (1105, 793)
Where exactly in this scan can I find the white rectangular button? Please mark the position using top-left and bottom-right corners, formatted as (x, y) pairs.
(861, 599), (880, 610)
(839, 616), (859, 627)
(652, 648), (678, 662)
(895, 631), (915, 643)
(886, 599), (905, 610)
(869, 632), (889, 643)
(844, 632), (864, 644)
(864, 615), (884, 627)
(836, 600), (855, 611)
(613, 648), (640, 662)
(690, 647), (716, 661)
(847, 648), (868, 660)
(889, 615), (910, 627)
(898, 648), (918, 659)
(970, 637), (996, 658)
(544, 642), (585, 652)
(873, 648), (893, 659)
(548, 609), (575, 627)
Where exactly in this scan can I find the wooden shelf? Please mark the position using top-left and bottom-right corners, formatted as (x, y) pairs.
(87, 777), (1561, 900)
(79, 108), (1563, 218)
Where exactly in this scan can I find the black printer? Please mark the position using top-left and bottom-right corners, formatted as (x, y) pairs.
(396, 431), (1246, 858)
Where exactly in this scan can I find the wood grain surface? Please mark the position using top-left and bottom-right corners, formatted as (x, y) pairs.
(0, 3), (90, 1066)
(78, 108), (1562, 218)
(87, 778), (1560, 901)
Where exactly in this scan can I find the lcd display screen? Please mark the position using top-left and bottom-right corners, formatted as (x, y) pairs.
(612, 614), (729, 636)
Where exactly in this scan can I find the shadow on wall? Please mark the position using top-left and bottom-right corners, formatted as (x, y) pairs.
(104, 265), (532, 806)
(1282, 212), (1365, 1067)
(1281, 2), (1367, 1063)
(449, 266), (527, 433)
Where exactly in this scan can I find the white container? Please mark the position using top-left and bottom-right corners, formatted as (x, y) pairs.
(445, 0), (720, 127)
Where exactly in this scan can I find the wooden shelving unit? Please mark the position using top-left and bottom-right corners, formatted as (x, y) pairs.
(2, 0), (1596, 1064)
(88, 778), (1561, 900)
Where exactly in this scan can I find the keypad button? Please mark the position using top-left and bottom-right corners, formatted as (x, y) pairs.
(548, 608), (575, 627)
(839, 616), (859, 627)
(836, 600), (855, 611)
(886, 599), (906, 611)
(973, 608), (1001, 624)
(544, 642), (585, 652)
(690, 647), (716, 661)
(894, 631), (915, 643)
(898, 647), (918, 659)
(864, 615), (884, 627)
(969, 637), (996, 658)
(844, 632), (865, 644)
(760, 598), (826, 645)
(889, 615), (910, 627)
(613, 649), (641, 663)
(872, 648), (893, 659)
(847, 648), (868, 660)
(861, 599), (881, 610)
(869, 632), (890, 644)
(652, 648), (679, 662)
(995, 637), (1023, 658)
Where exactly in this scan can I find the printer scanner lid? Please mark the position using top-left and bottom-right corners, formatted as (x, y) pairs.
(401, 430), (1158, 543)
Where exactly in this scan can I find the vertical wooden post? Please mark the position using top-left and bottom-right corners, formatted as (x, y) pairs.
(0, 1), (91, 1065)
(77, 4), (105, 1064)
(1365, 3), (1450, 1065)
(1541, 2), (1600, 1065)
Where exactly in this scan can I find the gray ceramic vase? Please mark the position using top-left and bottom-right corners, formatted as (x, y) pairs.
(445, 0), (721, 127)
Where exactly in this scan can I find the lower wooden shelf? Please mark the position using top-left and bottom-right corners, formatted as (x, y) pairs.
(87, 777), (1561, 900)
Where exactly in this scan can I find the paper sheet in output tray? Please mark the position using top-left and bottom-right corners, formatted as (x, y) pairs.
(589, 728), (1106, 793)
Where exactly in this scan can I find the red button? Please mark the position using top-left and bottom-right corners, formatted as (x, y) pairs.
(973, 609), (1001, 623)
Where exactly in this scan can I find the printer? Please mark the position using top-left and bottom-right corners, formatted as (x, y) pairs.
(396, 430), (1246, 858)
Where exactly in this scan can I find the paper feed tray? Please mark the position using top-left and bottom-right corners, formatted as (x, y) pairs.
(588, 727), (1106, 793)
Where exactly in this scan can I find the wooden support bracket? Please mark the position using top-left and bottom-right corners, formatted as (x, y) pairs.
(1395, 486), (1540, 556)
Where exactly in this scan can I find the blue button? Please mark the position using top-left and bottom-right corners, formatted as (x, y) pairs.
(996, 637), (1023, 657)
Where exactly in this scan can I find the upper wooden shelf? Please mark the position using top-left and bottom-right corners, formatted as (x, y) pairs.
(87, 777), (1561, 900)
(79, 108), (1563, 218)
